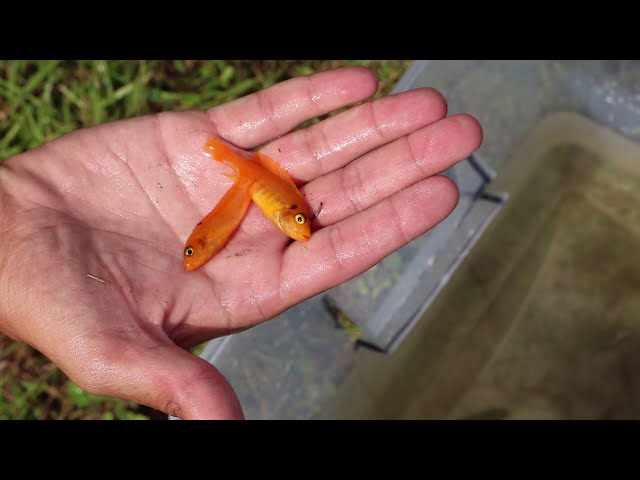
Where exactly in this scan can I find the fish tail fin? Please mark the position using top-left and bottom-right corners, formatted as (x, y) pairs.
(203, 137), (253, 177)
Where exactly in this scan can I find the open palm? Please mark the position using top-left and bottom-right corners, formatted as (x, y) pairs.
(0, 68), (482, 419)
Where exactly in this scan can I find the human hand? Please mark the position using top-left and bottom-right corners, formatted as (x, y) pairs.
(0, 67), (482, 419)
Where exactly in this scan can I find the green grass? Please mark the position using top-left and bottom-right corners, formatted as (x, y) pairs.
(0, 60), (412, 162)
(0, 60), (412, 419)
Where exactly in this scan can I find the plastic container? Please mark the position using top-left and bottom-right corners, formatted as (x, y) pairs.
(197, 61), (640, 419)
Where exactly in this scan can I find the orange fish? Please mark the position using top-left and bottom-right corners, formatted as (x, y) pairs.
(183, 175), (253, 271)
(203, 138), (311, 242)
(183, 138), (311, 271)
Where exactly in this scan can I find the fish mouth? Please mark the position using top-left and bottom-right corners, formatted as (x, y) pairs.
(184, 263), (195, 272)
(288, 231), (310, 242)
(183, 259), (199, 272)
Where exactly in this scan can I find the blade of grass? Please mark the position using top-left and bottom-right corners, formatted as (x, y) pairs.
(216, 77), (263, 103)
(0, 119), (22, 147)
(23, 105), (44, 145)
(58, 84), (86, 110)
(23, 60), (61, 95)
(112, 82), (135, 102)
(96, 60), (114, 98)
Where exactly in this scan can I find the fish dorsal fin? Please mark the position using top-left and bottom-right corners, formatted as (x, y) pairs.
(253, 151), (298, 190)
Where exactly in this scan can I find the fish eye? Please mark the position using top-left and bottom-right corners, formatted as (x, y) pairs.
(184, 246), (194, 257)
(295, 213), (306, 224)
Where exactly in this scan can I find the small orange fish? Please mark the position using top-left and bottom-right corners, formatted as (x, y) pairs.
(183, 175), (253, 271)
(204, 138), (311, 242)
(183, 138), (311, 271)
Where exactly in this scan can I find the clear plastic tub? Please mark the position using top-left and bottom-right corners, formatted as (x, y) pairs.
(197, 61), (640, 419)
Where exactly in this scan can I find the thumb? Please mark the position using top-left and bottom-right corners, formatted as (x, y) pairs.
(81, 342), (244, 420)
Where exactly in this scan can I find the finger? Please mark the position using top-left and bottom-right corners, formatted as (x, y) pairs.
(77, 341), (244, 420)
(206, 67), (378, 150)
(279, 175), (459, 305)
(303, 114), (483, 227)
(262, 88), (449, 182)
